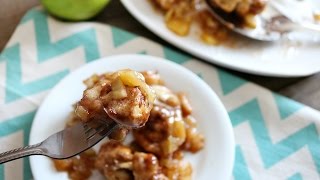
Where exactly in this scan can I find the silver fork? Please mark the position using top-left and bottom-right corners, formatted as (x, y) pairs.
(0, 118), (118, 164)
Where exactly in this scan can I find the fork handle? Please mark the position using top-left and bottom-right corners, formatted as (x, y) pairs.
(0, 143), (43, 164)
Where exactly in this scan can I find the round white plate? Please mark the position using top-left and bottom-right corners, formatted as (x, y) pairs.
(29, 54), (235, 180)
(121, 0), (320, 77)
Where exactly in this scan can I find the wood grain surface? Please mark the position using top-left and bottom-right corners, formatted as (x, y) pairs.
(1, 0), (319, 110)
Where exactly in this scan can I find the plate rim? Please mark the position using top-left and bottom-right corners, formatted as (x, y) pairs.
(29, 54), (235, 179)
(120, 0), (320, 77)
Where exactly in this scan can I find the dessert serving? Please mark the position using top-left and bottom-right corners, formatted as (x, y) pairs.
(150, 0), (267, 45)
(53, 69), (205, 180)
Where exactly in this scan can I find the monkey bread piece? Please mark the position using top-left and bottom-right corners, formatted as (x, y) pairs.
(109, 126), (130, 141)
(133, 85), (186, 156)
(95, 140), (134, 180)
(160, 156), (193, 180)
(133, 97), (186, 156)
(132, 152), (168, 180)
(53, 149), (97, 180)
(147, 150), (193, 180)
(103, 70), (156, 128)
(141, 71), (164, 86)
(182, 116), (205, 153)
(152, 85), (180, 107)
(75, 69), (156, 129)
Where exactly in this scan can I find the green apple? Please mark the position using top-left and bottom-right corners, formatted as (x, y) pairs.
(41, 0), (111, 21)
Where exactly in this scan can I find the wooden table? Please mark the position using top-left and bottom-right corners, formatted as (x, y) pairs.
(1, 0), (319, 110)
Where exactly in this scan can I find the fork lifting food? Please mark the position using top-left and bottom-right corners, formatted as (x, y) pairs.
(0, 69), (156, 164)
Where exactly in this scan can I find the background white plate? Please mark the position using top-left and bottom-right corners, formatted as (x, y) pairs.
(29, 54), (235, 180)
(121, 0), (320, 77)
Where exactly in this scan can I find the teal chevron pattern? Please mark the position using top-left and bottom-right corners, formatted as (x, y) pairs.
(233, 146), (251, 179)
(0, 111), (35, 180)
(230, 99), (320, 179)
(273, 93), (304, 119)
(289, 173), (303, 180)
(111, 27), (136, 47)
(217, 69), (247, 95)
(1, 44), (68, 103)
(0, 7), (320, 180)
(23, 10), (100, 62)
(0, 9), (100, 103)
(163, 46), (192, 64)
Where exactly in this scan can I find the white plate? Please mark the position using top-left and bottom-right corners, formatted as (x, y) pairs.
(29, 54), (235, 180)
(121, 0), (320, 77)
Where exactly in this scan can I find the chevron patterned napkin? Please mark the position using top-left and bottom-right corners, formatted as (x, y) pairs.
(1, 8), (320, 180)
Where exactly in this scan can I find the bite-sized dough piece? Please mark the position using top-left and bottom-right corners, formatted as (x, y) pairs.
(133, 152), (168, 180)
(53, 149), (97, 180)
(182, 116), (205, 153)
(141, 71), (164, 85)
(134, 89), (186, 156)
(75, 69), (156, 141)
(95, 140), (134, 180)
(160, 157), (193, 180)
